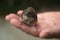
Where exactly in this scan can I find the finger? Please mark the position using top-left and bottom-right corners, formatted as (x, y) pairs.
(10, 19), (39, 36)
(17, 10), (23, 16)
(39, 29), (50, 38)
(5, 13), (19, 22)
(39, 27), (60, 38)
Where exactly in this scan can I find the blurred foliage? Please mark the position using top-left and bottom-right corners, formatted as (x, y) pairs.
(0, 0), (60, 17)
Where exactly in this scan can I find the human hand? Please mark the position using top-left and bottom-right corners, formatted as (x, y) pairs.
(5, 10), (60, 39)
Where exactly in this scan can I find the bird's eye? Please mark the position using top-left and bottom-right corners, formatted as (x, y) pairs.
(26, 12), (31, 16)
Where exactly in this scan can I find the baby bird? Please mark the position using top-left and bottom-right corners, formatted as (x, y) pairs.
(21, 7), (37, 26)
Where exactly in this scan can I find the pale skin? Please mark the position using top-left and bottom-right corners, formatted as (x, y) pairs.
(5, 10), (60, 39)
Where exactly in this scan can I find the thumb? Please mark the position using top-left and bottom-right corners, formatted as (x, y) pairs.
(39, 28), (60, 38)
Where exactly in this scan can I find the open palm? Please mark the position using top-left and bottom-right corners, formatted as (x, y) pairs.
(5, 11), (60, 39)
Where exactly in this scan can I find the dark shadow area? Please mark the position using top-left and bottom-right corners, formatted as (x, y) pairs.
(0, 0), (60, 17)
